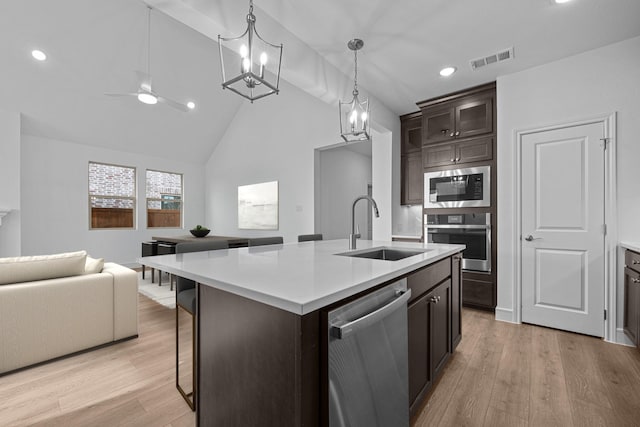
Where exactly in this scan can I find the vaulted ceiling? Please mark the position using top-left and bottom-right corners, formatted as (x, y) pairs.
(2, 0), (639, 163)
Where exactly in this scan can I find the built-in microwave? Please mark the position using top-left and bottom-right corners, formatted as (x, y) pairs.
(424, 166), (490, 209)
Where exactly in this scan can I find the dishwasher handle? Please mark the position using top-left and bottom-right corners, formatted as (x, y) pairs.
(330, 289), (412, 340)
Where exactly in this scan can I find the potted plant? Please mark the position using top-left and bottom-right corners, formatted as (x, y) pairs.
(190, 224), (210, 238)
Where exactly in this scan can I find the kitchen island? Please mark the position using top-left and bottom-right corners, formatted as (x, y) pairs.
(141, 239), (464, 426)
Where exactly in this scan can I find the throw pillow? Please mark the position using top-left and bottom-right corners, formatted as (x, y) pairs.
(84, 255), (105, 274)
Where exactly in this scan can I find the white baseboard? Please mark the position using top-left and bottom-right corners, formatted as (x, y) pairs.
(494, 307), (517, 323)
(613, 328), (635, 346)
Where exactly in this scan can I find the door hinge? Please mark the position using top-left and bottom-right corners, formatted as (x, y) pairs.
(604, 309), (607, 320)
(600, 138), (609, 150)
(602, 224), (607, 235)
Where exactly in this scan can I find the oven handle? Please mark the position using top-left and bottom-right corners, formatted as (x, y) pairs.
(427, 224), (490, 230)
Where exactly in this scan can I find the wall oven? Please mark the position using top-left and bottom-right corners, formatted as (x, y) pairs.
(426, 213), (491, 272)
(424, 166), (490, 209)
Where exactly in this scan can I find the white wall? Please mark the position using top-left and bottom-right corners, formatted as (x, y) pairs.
(317, 146), (372, 240)
(20, 135), (206, 266)
(496, 36), (640, 340)
(205, 77), (398, 243)
(371, 129), (393, 241)
(0, 110), (21, 257)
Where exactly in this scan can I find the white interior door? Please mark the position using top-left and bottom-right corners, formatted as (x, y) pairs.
(521, 122), (605, 337)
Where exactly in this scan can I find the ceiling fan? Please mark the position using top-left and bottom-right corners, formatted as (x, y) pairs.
(105, 6), (191, 112)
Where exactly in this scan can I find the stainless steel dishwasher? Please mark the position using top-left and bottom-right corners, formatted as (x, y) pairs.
(328, 279), (411, 427)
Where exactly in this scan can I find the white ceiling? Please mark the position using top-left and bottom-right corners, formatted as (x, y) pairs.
(1, 0), (640, 163)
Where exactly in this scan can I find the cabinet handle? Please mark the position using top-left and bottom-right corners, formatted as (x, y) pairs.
(633, 260), (640, 265)
(449, 132), (455, 137)
(455, 131), (460, 136)
(441, 129), (449, 134)
(633, 278), (640, 283)
(450, 158), (455, 162)
(455, 157), (460, 162)
(430, 296), (438, 303)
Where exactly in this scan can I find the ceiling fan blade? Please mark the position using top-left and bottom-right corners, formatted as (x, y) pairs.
(158, 95), (190, 112)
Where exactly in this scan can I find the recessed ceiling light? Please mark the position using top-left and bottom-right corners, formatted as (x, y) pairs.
(187, 101), (196, 110)
(31, 49), (47, 61)
(555, 0), (572, 3)
(439, 67), (456, 77)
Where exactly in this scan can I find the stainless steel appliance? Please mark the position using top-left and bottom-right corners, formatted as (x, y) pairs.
(328, 279), (411, 427)
(424, 166), (490, 208)
(426, 213), (491, 272)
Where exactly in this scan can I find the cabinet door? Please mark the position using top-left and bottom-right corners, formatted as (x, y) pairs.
(624, 267), (640, 346)
(451, 255), (462, 349)
(408, 294), (431, 408)
(423, 107), (455, 144)
(430, 280), (451, 379)
(401, 152), (424, 205)
(402, 116), (423, 153)
(423, 143), (457, 168)
(455, 96), (493, 139)
(456, 137), (493, 164)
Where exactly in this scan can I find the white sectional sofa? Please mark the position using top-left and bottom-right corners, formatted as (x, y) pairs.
(0, 251), (138, 375)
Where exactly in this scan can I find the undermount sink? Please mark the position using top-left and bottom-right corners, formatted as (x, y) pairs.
(336, 246), (430, 261)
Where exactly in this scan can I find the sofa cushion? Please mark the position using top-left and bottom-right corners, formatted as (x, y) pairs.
(83, 255), (105, 275)
(0, 251), (87, 285)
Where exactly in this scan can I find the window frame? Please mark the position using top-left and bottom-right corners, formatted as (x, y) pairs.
(145, 168), (184, 229)
(88, 161), (137, 230)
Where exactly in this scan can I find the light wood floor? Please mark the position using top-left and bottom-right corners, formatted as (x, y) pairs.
(2, 296), (639, 426)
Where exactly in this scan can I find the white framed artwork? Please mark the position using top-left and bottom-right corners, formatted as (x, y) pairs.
(238, 181), (279, 230)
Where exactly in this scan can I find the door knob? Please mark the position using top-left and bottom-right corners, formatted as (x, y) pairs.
(524, 235), (541, 241)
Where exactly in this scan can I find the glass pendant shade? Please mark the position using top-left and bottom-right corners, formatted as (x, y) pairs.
(339, 39), (371, 142)
(218, 0), (283, 102)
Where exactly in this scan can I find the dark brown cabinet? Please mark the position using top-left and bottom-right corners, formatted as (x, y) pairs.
(624, 249), (640, 348)
(422, 94), (493, 145)
(422, 137), (493, 168)
(402, 113), (423, 153)
(402, 151), (424, 205)
(400, 112), (424, 206)
(406, 257), (453, 417)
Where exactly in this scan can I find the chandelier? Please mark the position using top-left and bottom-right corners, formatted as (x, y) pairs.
(217, 0), (283, 102)
(339, 39), (371, 142)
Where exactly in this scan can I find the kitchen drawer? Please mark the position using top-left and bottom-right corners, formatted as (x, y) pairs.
(407, 257), (450, 303)
(626, 250), (640, 274)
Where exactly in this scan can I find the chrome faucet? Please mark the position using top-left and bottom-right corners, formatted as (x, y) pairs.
(350, 195), (380, 249)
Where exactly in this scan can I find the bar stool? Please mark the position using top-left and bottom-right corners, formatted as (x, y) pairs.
(247, 236), (284, 247)
(141, 241), (158, 282)
(157, 243), (177, 290)
(175, 240), (230, 411)
(298, 233), (323, 242)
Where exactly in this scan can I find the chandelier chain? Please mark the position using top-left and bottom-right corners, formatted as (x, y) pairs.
(353, 49), (358, 95)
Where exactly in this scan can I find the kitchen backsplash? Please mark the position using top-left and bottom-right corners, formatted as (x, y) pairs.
(394, 205), (423, 237)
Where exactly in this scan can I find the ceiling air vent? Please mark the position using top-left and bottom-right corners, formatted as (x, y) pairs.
(470, 47), (514, 71)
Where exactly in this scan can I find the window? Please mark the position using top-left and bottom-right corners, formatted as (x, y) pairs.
(89, 162), (136, 229)
(146, 170), (183, 228)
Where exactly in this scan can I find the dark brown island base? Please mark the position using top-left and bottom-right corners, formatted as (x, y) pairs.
(140, 240), (463, 426)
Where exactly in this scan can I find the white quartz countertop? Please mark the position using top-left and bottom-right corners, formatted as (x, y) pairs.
(139, 239), (464, 315)
(620, 242), (640, 253)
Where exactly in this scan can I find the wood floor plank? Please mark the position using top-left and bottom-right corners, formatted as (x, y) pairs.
(487, 321), (532, 421)
(528, 326), (574, 427)
(482, 406), (527, 427)
(557, 331), (614, 410)
(436, 311), (509, 426)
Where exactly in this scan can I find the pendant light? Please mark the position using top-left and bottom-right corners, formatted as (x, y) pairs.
(217, 0), (283, 102)
(339, 39), (371, 142)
